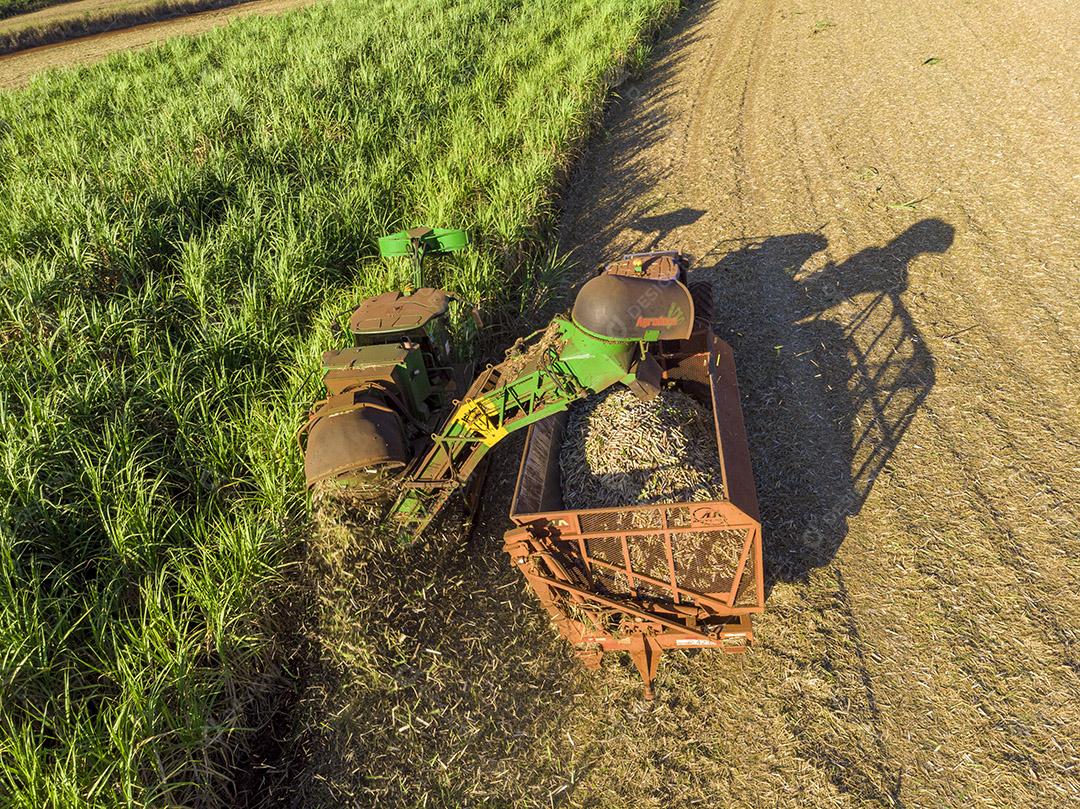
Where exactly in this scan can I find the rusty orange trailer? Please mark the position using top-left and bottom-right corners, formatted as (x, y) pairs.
(504, 329), (763, 697)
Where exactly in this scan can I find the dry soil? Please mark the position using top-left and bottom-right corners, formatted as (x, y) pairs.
(0, 0), (311, 88)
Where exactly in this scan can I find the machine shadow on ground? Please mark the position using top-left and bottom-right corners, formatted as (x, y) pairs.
(555, 0), (713, 264)
(692, 218), (953, 588)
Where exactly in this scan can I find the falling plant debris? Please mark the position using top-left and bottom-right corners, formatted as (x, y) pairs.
(499, 320), (565, 379)
(560, 387), (724, 509)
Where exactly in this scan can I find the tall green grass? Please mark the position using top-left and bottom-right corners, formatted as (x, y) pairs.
(0, 0), (677, 803)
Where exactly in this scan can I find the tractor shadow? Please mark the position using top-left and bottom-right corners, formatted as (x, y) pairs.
(690, 218), (953, 588)
(555, 1), (714, 269)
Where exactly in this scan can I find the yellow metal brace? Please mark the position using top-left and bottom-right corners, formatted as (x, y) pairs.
(450, 397), (509, 446)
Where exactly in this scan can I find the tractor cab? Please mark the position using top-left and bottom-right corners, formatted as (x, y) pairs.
(318, 289), (450, 418)
(303, 228), (469, 489)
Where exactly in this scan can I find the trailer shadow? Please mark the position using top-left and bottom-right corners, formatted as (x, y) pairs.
(690, 218), (952, 588)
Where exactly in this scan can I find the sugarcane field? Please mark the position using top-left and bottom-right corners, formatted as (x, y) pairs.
(0, 0), (1077, 806)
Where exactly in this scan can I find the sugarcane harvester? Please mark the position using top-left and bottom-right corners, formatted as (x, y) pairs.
(301, 227), (764, 697)
(301, 227), (698, 540)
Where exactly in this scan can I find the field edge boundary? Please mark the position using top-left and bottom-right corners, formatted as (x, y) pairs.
(0, 0), (257, 55)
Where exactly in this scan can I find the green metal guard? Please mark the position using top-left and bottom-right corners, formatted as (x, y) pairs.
(378, 226), (469, 290)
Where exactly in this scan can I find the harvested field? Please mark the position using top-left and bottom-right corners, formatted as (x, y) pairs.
(1, 0), (1077, 805)
(0, 0), (310, 87)
(560, 386), (722, 509)
(0, 0), (257, 56)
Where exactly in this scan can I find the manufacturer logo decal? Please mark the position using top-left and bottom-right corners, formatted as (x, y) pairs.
(635, 316), (679, 328)
(691, 506), (729, 525)
(635, 303), (686, 330)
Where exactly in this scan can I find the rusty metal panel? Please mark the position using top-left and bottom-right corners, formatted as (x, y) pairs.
(349, 287), (451, 335)
(709, 333), (761, 522)
(603, 251), (687, 282)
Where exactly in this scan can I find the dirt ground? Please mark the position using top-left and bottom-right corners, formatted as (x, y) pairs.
(288, 1), (1079, 806)
(0, 0), (310, 88)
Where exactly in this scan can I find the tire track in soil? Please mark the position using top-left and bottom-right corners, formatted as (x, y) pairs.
(284, 1), (1077, 804)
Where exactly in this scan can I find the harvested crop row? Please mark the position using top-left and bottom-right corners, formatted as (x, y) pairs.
(0, 0), (679, 803)
(0, 0), (61, 22)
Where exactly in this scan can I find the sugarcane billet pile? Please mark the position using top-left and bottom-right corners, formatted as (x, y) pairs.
(560, 387), (724, 509)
